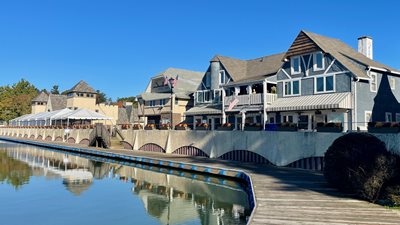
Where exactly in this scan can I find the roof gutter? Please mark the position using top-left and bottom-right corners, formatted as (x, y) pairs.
(368, 66), (400, 76)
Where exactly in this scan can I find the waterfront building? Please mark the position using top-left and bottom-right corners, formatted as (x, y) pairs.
(185, 53), (283, 130)
(269, 31), (400, 131)
(137, 68), (204, 127)
(31, 80), (126, 125)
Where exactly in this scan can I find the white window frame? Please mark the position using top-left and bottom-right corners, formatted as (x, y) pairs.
(313, 52), (325, 71)
(370, 72), (377, 92)
(290, 56), (301, 75)
(283, 79), (301, 97)
(385, 112), (393, 122)
(396, 113), (400, 122)
(219, 70), (226, 85)
(365, 111), (372, 128)
(390, 77), (396, 90)
(149, 100), (156, 107)
(159, 99), (166, 106)
(314, 74), (336, 94)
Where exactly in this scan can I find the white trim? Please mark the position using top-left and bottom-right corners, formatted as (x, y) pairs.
(313, 52), (325, 71)
(302, 70), (349, 79)
(370, 72), (377, 92)
(279, 68), (291, 79)
(385, 112), (393, 122)
(219, 70), (226, 85)
(314, 74), (336, 94)
(365, 111), (372, 128)
(300, 56), (307, 76)
(306, 54), (312, 76)
(396, 113), (400, 122)
(323, 59), (336, 74)
(290, 56), (301, 75)
(390, 77), (396, 90)
(283, 79), (301, 97)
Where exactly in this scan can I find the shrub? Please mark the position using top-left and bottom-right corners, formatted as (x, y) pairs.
(324, 133), (397, 202)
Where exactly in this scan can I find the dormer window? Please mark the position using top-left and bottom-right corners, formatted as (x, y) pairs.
(291, 56), (301, 74)
(313, 52), (325, 71)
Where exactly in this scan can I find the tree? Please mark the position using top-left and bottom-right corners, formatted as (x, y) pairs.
(117, 96), (137, 103)
(0, 79), (38, 121)
(96, 90), (107, 104)
(51, 85), (60, 94)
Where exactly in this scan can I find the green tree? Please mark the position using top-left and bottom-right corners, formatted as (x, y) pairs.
(0, 79), (38, 121)
(96, 90), (107, 104)
(51, 85), (60, 94)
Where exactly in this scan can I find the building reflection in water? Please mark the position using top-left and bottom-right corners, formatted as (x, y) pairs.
(0, 141), (250, 225)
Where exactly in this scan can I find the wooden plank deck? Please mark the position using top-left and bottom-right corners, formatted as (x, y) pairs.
(1, 137), (400, 224)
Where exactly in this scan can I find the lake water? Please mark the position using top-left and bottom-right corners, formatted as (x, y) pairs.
(0, 141), (250, 225)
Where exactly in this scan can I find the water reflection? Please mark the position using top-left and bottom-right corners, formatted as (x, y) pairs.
(0, 141), (249, 225)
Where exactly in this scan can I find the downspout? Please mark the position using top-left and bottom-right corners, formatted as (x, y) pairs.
(221, 89), (226, 124)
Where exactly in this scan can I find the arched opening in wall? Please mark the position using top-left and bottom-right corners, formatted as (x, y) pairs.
(67, 137), (76, 143)
(218, 150), (273, 164)
(29, 135), (35, 139)
(79, 139), (90, 146)
(45, 136), (52, 141)
(23, 134), (28, 138)
(54, 136), (63, 142)
(13, 133), (17, 137)
(37, 135), (43, 140)
(139, 143), (165, 153)
(286, 157), (324, 171)
(121, 141), (133, 150)
(19, 134), (22, 137)
(172, 146), (209, 157)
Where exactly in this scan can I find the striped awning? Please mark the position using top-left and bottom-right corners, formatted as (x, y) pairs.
(184, 105), (222, 116)
(267, 92), (352, 112)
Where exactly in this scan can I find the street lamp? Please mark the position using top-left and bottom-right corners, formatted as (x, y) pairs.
(168, 77), (176, 128)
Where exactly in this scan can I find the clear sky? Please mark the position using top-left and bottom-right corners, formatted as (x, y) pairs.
(0, 0), (399, 100)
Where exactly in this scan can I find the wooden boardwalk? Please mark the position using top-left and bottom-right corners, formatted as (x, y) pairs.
(1, 137), (400, 224)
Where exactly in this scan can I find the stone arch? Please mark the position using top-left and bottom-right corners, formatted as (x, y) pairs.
(67, 137), (76, 143)
(139, 143), (165, 153)
(23, 134), (28, 138)
(45, 136), (52, 141)
(172, 146), (209, 157)
(29, 135), (35, 139)
(79, 138), (90, 146)
(54, 136), (63, 142)
(13, 133), (17, 137)
(37, 135), (43, 140)
(286, 157), (324, 171)
(121, 141), (133, 150)
(218, 150), (273, 164)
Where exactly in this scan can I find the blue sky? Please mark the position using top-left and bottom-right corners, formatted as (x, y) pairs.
(0, 0), (399, 100)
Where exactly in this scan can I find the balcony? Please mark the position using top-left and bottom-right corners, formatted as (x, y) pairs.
(224, 93), (277, 106)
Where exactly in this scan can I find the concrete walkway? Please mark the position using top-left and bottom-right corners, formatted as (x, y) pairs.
(1, 136), (400, 225)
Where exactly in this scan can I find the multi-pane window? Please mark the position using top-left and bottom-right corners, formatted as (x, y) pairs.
(160, 99), (166, 106)
(291, 56), (301, 74)
(315, 75), (334, 93)
(283, 80), (300, 96)
(149, 100), (156, 107)
(313, 52), (324, 71)
(282, 115), (294, 123)
(370, 72), (377, 92)
(396, 113), (400, 122)
(195, 90), (222, 104)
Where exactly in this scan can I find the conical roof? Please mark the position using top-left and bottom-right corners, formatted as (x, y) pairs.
(66, 80), (96, 94)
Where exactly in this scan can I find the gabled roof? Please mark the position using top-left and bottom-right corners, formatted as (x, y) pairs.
(66, 80), (96, 94)
(139, 68), (204, 98)
(48, 94), (67, 110)
(284, 31), (400, 79)
(211, 53), (285, 82)
(32, 91), (49, 102)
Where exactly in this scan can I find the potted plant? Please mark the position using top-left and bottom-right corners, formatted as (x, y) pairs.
(196, 123), (209, 131)
(175, 123), (190, 130)
(132, 124), (143, 130)
(159, 123), (171, 130)
(144, 123), (156, 130)
(368, 122), (400, 133)
(218, 122), (234, 131)
(277, 122), (298, 131)
(244, 123), (263, 131)
(316, 122), (343, 132)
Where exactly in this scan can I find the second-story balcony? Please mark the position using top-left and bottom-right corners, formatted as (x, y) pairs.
(224, 93), (277, 107)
